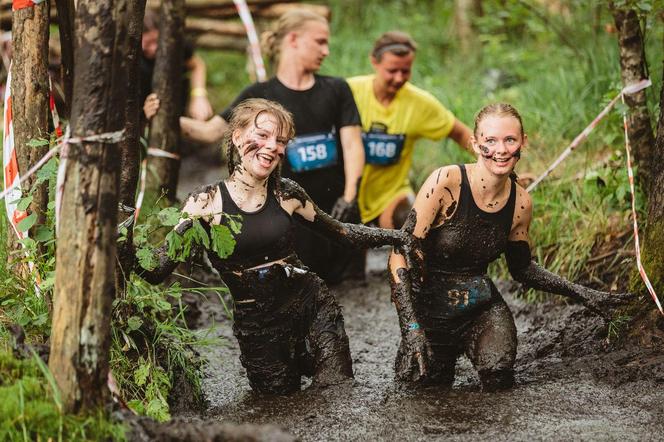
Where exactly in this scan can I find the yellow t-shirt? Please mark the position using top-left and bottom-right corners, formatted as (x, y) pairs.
(348, 75), (455, 223)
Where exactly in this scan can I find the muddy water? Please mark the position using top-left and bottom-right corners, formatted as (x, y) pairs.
(174, 159), (663, 441)
(186, 252), (663, 441)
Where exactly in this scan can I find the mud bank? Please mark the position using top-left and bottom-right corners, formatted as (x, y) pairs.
(191, 267), (663, 441)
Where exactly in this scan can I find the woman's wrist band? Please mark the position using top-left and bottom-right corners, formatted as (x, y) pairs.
(190, 87), (207, 98)
(407, 322), (420, 331)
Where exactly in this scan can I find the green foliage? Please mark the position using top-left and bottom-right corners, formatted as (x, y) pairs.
(0, 351), (125, 441)
(607, 314), (632, 342)
(110, 278), (216, 422)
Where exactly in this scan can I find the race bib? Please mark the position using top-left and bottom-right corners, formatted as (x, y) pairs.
(363, 132), (405, 165)
(286, 132), (338, 172)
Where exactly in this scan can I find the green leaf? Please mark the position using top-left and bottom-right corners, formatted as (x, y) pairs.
(146, 398), (170, 422)
(26, 138), (49, 147)
(39, 273), (55, 292)
(34, 225), (54, 242)
(16, 212), (37, 232)
(189, 219), (210, 249)
(210, 224), (236, 259)
(127, 399), (145, 415)
(136, 246), (157, 271)
(16, 195), (33, 211)
(158, 207), (181, 226)
(133, 361), (150, 386)
(224, 214), (243, 235)
(165, 230), (187, 262)
(127, 316), (143, 331)
(35, 157), (58, 185)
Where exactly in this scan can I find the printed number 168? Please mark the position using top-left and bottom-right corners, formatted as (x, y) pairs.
(298, 144), (328, 162)
(368, 141), (397, 157)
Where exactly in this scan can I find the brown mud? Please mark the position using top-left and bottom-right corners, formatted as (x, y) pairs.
(174, 258), (663, 441)
(144, 157), (664, 441)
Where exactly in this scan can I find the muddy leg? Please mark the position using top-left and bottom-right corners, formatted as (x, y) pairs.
(234, 322), (301, 394)
(302, 273), (354, 387)
(464, 299), (517, 392)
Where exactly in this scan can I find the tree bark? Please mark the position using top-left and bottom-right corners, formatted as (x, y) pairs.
(454, 0), (482, 53)
(49, 0), (130, 412)
(116, 0), (147, 294)
(9, 0), (50, 253)
(147, 0), (185, 203)
(611, 4), (655, 193)
(54, 0), (75, 118)
(639, 35), (664, 304)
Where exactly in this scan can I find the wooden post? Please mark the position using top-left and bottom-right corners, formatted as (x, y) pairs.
(10, 0), (50, 253)
(147, 0), (185, 203)
(49, 0), (130, 412)
(54, 0), (76, 118)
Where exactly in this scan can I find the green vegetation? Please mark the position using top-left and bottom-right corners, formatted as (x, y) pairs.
(0, 350), (125, 441)
(202, 0), (662, 300)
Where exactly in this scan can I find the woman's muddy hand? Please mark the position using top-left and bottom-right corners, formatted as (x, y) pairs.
(397, 326), (433, 383)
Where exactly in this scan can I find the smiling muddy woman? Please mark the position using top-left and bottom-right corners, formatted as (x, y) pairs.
(388, 103), (632, 390)
(136, 98), (411, 394)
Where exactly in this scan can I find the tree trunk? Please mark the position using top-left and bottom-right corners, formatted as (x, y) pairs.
(116, 0), (147, 295)
(9, 0), (50, 253)
(611, 4), (655, 193)
(639, 37), (664, 308)
(454, 0), (482, 53)
(147, 0), (185, 204)
(54, 0), (75, 118)
(49, 0), (130, 412)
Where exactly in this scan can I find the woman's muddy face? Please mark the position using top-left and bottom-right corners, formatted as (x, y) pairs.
(473, 115), (525, 176)
(234, 113), (289, 180)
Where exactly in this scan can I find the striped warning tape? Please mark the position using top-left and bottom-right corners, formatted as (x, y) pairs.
(233, 0), (267, 82)
(621, 92), (663, 315)
(527, 79), (652, 192)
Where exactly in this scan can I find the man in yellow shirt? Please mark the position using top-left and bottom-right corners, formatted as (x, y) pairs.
(348, 31), (472, 228)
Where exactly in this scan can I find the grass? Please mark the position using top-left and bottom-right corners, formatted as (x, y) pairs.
(200, 0), (662, 300)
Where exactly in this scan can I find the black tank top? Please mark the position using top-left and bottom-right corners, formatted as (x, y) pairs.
(424, 164), (516, 276)
(209, 181), (295, 269)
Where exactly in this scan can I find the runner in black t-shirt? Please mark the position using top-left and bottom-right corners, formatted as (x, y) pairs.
(180, 9), (366, 283)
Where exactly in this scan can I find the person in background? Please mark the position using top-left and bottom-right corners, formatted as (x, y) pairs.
(348, 31), (472, 229)
(179, 9), (366, 285)
(141, 9), (213, 122)
(388, 103), (630, 391)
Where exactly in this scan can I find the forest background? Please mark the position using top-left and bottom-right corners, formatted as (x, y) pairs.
(0, 0), (662, 440)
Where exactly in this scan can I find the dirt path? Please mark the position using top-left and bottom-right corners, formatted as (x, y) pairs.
(185, 254), (663, 441)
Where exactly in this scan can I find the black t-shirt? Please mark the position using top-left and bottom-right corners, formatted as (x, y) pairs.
(220, 74), (361, 213)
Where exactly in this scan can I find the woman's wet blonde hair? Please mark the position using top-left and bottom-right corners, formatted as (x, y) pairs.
(225, 98), (295, 189)
(473, 103), (524, 137)
(260, 8), (328, 69)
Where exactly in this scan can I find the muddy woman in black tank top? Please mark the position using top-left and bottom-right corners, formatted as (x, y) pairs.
(136, 98), (412, 395)
(388, 103), (632, 391)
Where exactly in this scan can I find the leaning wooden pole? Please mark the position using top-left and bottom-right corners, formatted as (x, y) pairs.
(116, 0), (147, 294)
(147, 0), (185, 203)
(49, 0), (130, 412)
(611, 3), (655, 194)
(10, 0), (50, 252)
(54, 0), (76, 118)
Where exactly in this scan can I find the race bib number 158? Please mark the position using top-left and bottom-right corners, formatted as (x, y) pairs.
(286, 132), (338, 172)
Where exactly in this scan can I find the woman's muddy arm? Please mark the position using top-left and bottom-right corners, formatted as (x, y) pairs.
(134, 220), (193, 284)
(281, 178), (406, 248)
(506, 241), (629, 316)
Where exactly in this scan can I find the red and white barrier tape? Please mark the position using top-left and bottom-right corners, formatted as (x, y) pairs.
(48, 76), (63, 138)
(3, 68), (28, 239)
(527, 79), (652, 192)
(233, 0), (267, 82)
(134, 158), (148, 221)
(12, 0), (45, 11)
(147, 147), (180, 160)
(621, 93), (663, 315)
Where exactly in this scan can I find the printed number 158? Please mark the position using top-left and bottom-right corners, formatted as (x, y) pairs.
(298, 144), (328, 162)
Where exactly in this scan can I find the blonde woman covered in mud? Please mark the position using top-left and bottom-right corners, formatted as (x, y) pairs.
(388, 103), (630, 391)
(136, 98), (411, 395)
